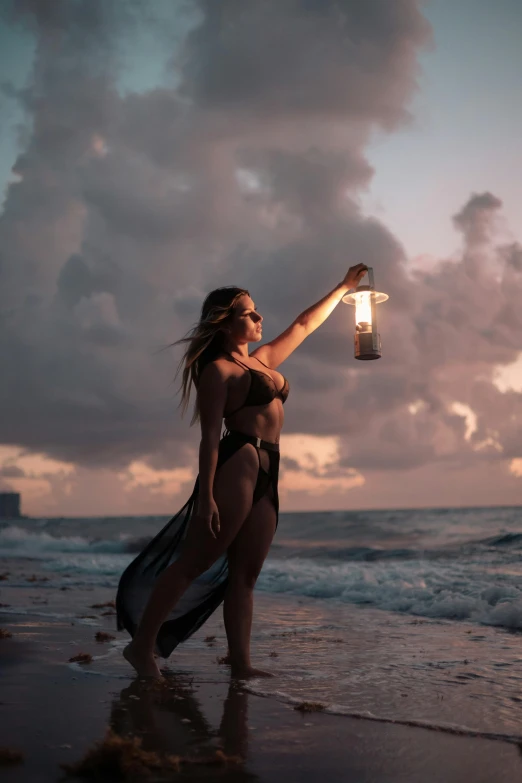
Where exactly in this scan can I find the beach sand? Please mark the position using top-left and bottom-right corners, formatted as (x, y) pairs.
(1, 571), (522, 783)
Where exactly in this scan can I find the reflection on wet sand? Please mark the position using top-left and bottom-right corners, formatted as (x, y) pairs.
(104, 674), (260, 780)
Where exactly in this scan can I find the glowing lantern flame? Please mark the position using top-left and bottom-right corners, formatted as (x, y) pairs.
(342, 268), (389, 360)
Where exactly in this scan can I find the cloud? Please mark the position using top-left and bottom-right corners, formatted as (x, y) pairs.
(452, 192), (503, 247)
(279, 433), (365, 498)
(0, 464), (26, 478)
(0, 444), (76, 510)
(1, 1), (521, 514)
(181, 0), (431, 128)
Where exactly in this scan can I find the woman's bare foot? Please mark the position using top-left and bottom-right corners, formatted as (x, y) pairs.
(230, 665), (274, 679)
(123, 642), (164, 680)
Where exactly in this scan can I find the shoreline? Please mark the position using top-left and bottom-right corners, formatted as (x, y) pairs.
(1, 606), (522, 782)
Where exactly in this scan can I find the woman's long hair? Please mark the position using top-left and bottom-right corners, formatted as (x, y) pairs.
(170, 286), (249, 426)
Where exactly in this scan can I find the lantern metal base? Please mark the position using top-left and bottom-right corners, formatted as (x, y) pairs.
(354, 331), (382, 360)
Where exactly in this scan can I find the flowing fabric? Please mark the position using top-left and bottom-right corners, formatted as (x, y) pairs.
(115, 429), (280, 659)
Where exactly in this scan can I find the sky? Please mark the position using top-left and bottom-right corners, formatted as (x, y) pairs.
(0, 0), (521, 517)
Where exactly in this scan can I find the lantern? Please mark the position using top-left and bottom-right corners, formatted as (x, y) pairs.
(342, 267), (389, 360)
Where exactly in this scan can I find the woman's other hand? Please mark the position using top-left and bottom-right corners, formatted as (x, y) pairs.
(195, 496), (221, 539)
(343, 263), (368, 290)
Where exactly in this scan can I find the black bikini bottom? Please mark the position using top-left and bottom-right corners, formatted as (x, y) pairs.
(115, 429), (280, 659)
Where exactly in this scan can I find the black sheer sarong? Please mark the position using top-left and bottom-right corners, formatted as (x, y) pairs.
(115, 429), (280, 659)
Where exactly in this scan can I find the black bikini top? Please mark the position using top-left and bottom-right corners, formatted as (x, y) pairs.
(225, 352), (290, 418)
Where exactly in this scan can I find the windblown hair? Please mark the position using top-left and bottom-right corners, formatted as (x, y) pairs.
(170, 286), (249, 426)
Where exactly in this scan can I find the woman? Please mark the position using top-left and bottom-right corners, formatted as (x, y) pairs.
(117, 262), (368, 680)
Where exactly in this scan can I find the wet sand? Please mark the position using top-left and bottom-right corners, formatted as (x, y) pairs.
(1, 606), (521, 782)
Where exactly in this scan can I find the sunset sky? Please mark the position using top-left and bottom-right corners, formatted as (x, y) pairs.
(0, 0), (521, 517)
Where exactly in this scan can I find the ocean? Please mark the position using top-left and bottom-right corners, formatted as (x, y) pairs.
(2, 505), (522, 742)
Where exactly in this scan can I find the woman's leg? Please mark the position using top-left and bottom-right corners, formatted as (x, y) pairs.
(223, 456), (278, 678)
(123, 442), (260, 678)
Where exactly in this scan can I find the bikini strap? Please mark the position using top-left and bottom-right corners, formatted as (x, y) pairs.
(252, 355), (271, 369)
(225, 352), (252, 371)
(227, 352), (273, 372)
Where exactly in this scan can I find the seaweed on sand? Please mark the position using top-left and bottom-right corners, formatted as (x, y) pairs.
(68, 652), (93, 664)
(294, 702), (326, 713)
(60, 728), (242, 780)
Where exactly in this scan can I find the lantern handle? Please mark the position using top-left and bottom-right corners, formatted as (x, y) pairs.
(341, 265), (389, 305)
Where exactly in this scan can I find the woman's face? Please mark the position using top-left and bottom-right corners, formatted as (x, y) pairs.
(228, 294), (263, 344)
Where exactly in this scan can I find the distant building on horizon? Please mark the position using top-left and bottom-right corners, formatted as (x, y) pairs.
(0, 492), (21, 519)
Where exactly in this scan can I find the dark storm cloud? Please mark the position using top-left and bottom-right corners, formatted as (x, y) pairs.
(0, 0), (190, 469)
(262, 188), (522, 482)
(234, 147), (374, 220)
(1, 0), (520, 503)
(499, 242), (522, 272)
(5, 0), (103, 35)
(181, 0), (430, 127)
(0, 465), (26, 478)
(452, 192), (503, 246)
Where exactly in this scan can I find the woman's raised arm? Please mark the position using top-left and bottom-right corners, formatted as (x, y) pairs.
(253, 263), (368, 368)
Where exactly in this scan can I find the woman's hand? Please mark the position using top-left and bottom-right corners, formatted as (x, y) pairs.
(342, 263), (368, 290)
(195, 496), (221, 539)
